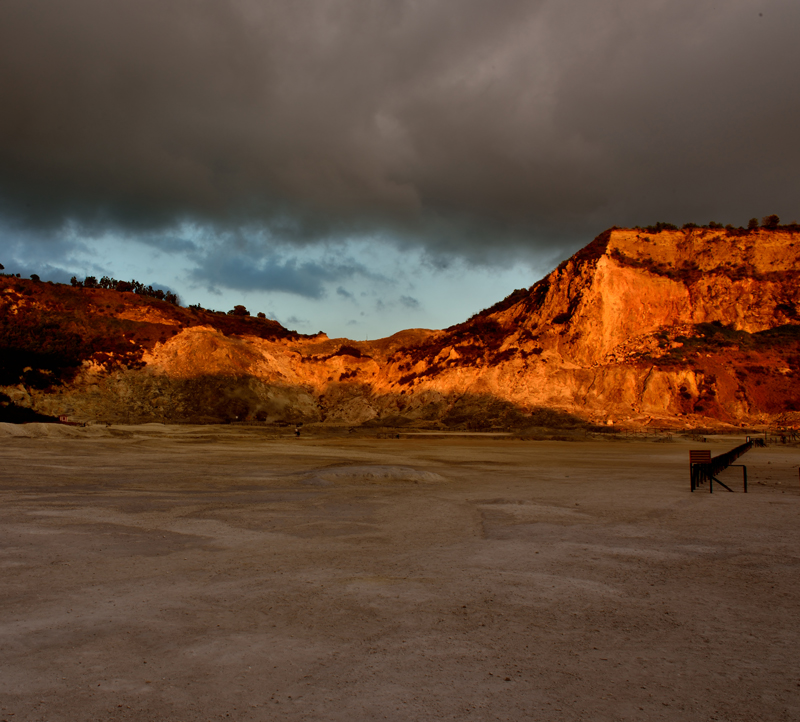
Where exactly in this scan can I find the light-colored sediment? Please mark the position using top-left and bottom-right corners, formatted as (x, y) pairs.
(1, 428), (798, 721)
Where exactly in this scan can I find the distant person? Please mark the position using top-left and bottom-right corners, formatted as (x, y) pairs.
(295, 426), (301, 437)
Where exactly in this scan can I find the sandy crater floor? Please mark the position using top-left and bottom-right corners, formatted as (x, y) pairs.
(1, 426), (799, 721)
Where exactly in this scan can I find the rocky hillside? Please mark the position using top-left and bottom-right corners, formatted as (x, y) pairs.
(2, 226), (799, 429)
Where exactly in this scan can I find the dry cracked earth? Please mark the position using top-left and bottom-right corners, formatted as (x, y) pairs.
(1, 424), (799, 721)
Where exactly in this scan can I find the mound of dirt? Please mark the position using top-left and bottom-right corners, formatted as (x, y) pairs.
(0, 422), (110, 438)
(301, 464), (447, 486)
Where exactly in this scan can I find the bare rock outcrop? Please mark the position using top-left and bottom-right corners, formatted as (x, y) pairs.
(2, 226), (799, 428)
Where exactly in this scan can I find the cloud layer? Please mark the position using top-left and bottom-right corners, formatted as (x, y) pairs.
(1, 0), (798, 268)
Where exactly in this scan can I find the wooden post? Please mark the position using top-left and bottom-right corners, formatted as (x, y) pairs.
(690, 450), (712, 492)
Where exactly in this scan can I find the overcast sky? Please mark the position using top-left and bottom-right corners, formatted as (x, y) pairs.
(1, 0), (798, 338)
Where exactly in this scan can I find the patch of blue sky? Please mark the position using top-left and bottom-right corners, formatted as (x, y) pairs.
(1, 220), (557, 340)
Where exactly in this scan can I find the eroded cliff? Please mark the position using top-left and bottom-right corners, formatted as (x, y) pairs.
(2, 226), (799, 428)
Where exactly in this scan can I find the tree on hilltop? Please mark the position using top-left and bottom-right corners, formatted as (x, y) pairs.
(645, 222), (678, 233)
(762, 214), (780, 229)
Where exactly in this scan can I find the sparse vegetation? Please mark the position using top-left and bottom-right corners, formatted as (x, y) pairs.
(600, 218), (800, 236)
(0, 274), (309, 391)
(645, 321), (800, 367)
(310, 345), (371, 363)
(3, 219), (800, 427)
(644, 222), (678, 233)
(334, 345), (365, 358)
(609, 248), (703, 284)
(391, 316), (507, 371)
(0, 308), (146, 388)
(70, 275), (179, 304)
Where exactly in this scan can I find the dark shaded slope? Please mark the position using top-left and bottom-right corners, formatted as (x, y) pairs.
(0, 277), (304, 390)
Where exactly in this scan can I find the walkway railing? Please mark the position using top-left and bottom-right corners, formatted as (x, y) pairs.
(690, 439), (753, 493)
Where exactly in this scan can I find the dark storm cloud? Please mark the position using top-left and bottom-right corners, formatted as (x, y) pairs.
(1, 0), (798, 264)
(282, 316), (311, 331)
(126, 232), (199, 255)
(0, 220), (98, 281)
(191, 248), (370, 299)
(0, 260), (75, 285)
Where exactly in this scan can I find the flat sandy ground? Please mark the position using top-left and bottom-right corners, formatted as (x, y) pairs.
(1, 425), (799, 722)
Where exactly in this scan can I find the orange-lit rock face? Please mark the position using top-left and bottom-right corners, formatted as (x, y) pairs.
(3, 227), (800, 427)
(481, 228), (800, 367)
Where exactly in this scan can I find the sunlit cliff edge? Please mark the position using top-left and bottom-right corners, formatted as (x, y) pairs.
(2, 226), (799, 429)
